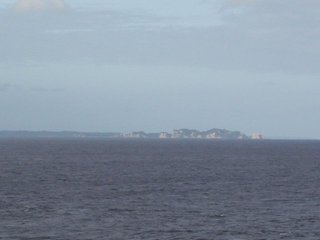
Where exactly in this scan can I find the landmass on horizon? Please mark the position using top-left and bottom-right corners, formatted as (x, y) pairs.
(0, 128), (263, 140)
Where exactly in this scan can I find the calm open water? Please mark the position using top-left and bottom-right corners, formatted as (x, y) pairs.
(0, 139), (320, 240)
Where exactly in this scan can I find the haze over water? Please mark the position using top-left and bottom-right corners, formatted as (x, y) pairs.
(1, 0), (320, 139)
(1, 139), (320, 239)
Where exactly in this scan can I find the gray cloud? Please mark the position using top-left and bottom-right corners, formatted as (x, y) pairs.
(0, 82), (64, 93)
(30, 87), (65, 92)
(0, 83), (11, 92)
(0, 83), (20, 92)
(218, 0), (320, 73)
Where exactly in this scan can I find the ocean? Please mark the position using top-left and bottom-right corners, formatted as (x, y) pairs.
(0, 139), (319, 240)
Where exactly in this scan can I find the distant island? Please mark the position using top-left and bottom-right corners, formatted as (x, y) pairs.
(0, 129), (263, 140)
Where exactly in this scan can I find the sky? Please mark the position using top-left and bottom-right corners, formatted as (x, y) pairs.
(0, 0), (319, 138)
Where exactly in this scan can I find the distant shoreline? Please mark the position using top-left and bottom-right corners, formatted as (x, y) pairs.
(0, 128), (264, 140)
(0, 130), (319, 141)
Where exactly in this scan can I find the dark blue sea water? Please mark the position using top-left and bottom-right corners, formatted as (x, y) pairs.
(0, 139), (320, 240)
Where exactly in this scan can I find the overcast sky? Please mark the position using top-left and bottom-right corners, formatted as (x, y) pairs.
(0, 0), (319, 138)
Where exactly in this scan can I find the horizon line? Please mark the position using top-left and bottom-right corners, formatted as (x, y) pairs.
(0, 129), (319, 140)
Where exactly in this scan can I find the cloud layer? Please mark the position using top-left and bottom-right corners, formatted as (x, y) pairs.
(13, 0), (67, 13)
(1, 0), (320, 74)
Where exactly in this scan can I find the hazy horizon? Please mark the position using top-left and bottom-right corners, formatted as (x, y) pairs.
(0, 128), (317, 140)
(1, 0), (320, 139)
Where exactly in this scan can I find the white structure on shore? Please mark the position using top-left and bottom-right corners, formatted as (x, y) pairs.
(251, 133), (264, 140)
(159, 132), (172, 139)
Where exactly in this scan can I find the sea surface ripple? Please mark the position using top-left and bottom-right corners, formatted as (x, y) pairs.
(0, 139), (320, 240)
